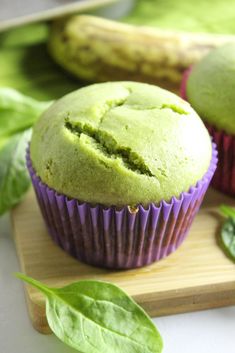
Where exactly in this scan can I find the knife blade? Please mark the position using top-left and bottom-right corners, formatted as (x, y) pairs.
(0, 0), (118, 31)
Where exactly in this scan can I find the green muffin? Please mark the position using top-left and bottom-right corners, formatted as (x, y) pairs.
(184, 43), (235, 196)
(186, 43), (235, 135)
(28, 82), (217, 268)
(30, 81), (212, 206)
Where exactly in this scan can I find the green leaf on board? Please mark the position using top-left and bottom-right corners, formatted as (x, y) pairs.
(16, 273), (163, 353)
(220, 204), (235, 219)
(220, 205), (235, 261)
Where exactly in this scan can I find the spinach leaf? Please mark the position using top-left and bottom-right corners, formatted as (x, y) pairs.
(220, 205), (235, 261)
(0, 129), (32, 215)
(0, 39), (81, 101)
(0, 88), (51, 140)
(0, 23), (48, 48)
(16, 273), (163, 353)
(0, 88), (52, 214)
(220, 204), (235, 219)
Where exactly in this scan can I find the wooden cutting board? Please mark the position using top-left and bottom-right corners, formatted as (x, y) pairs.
(11, 187), (235, 334)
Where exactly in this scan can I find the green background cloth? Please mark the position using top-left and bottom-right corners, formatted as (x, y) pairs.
(123, 0), (235, 34)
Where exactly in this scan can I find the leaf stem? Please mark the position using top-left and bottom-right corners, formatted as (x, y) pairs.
(15, 272), (52, 297)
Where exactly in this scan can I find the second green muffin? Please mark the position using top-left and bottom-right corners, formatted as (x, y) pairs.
(183, 43), (235, 196)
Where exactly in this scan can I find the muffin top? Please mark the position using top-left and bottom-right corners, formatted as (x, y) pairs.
(30, 81), (212, 206)
(186, 43), (235, 134)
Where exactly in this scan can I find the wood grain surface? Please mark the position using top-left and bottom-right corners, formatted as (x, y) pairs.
(11, 187), (235, 334)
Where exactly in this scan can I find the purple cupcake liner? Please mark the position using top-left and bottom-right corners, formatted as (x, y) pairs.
(26, 144), (217, 269)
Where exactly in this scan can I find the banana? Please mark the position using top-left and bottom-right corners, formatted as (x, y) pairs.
(49, 15), (235, 91)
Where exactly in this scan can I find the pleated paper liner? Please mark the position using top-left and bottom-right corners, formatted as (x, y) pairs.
(206, 126), (235, 195)
(26, 145), (217, 269)
(181, 69), (235, 196)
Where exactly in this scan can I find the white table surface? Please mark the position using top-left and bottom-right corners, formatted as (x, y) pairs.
(0, 214), (234, 353)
